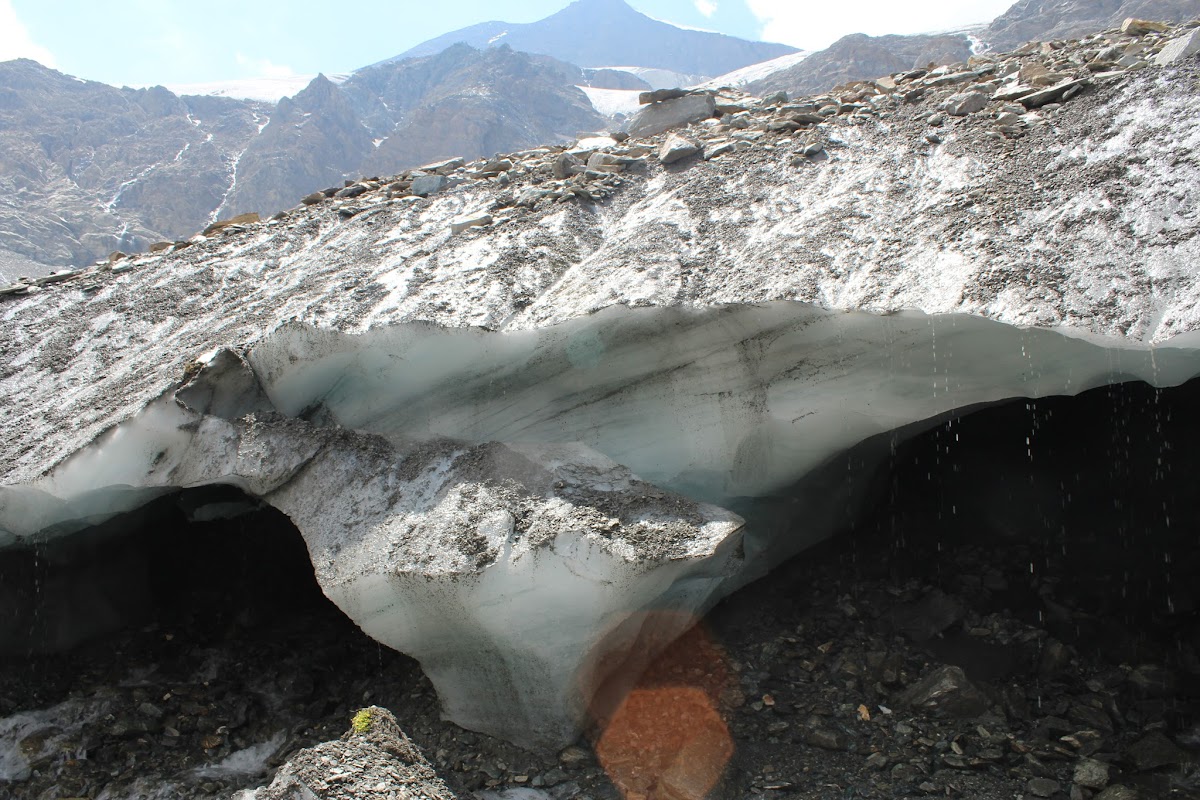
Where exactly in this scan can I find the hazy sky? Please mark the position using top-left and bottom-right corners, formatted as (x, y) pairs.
(1, 0), (1017, 86)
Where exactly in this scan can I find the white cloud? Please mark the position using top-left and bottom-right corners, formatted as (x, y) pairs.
(695, 0), (718, 17)
(235, 52), (297, 79)
(0, 0), (55, 66)
(746, 0), (1016, 50)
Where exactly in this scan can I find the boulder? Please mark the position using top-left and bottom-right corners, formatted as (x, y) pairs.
(1154, 29), (1200, 66)
(658, 134), (701, 165)
(410, 174), (449, 197)
(942, 91), (988, 116)
(1122, 18), (1170, 35)
(627, 94), (716, 139)
(898, 666), (990, 718)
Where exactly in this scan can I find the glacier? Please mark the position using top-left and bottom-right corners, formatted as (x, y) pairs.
(3, 62), (1200, 748)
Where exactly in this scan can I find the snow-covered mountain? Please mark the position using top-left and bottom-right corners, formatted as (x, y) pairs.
(387, 0), (798, 78)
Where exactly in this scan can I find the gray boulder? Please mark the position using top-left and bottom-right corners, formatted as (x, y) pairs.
(1155, 28), (1200, 66)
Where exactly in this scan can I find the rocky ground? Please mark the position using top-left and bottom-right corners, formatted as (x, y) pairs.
(3, 383), (1199, 800)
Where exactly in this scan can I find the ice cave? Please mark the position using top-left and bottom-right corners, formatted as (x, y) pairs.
(3, 304), (1199, 749)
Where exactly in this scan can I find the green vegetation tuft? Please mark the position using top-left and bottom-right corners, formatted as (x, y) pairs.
(351, 708), (373, 734)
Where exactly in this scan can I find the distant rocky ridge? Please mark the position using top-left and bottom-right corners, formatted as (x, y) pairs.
(986, 0), (1200, 49)
(746, 31), (976, 98)
(743, 0), (1195, 99)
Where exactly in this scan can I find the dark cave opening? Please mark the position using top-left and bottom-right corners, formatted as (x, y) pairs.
(0, 485), (340, 661)
(855, 376), (1200, 675)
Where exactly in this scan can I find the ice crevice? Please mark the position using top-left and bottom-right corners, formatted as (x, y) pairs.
(2, 301), (1200, 749)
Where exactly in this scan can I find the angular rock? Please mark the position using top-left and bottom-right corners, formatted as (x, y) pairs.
(334, 183), (369, 198)
(1122, 18), (1170, 35)
(552, 152), (583, 180)
(1125, 731), (1186, 771)
(898, 666), (990, 718)
(422, 156), (466, 175)
(626, 94), (716, 139)
(1074, 758), (1110, 790)
(410, 174), (449, 197)
(658, 134), (701, 165)
(942, 91), (988, 116)
(1154, 29), (1200, 66)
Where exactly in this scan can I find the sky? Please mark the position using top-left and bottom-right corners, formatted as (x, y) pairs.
(0, 0), (1018, 87)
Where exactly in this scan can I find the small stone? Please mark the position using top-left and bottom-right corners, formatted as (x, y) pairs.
(559, 745), (590, 766)
(866, 752), (889, 769)
(1028, 777), (1060, 797)
(335, 184), (369, 198)
(450, 214), (492, 235)
(898, 666), (989, 718)
(1074, 758), (1110, 790)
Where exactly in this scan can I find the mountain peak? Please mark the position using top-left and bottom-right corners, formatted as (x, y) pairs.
(387, 0), (796, 77)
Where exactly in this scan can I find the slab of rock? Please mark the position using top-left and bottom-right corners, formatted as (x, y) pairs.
(255, 706), (456, 800)
(898, 666), (990, 718)
(1020, 78), (1090, 108)
(639, 88), (690, 105)
(1122, 18), (1170, 35)
(659, 134), (701, 165)
(450, 213), (492, 235)
(1155, 29), (1200, 66)
(627, 94), (716, 139)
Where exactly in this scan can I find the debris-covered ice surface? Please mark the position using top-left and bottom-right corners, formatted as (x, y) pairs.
(3, 55), (1200, 748)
